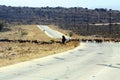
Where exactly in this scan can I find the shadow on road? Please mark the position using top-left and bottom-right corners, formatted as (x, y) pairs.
(97, 64), (120, 69)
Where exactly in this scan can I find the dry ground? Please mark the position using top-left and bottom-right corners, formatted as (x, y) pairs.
(0, 25), (79, 67)
(0, 25), (51, 41)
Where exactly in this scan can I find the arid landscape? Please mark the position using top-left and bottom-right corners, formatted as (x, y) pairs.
(0, 1), (120, 80)
(0, 25), (79, 67)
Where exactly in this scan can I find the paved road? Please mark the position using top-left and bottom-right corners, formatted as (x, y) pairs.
(0, 42), (120, 80)
(90, 22), (120, 26)
(37, 25), (69, 39)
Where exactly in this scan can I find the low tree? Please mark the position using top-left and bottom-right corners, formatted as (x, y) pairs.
(0, 23), (4, 31)
(69, 32), (73, 37)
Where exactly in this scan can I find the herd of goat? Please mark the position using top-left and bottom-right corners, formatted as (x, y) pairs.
(0, 38), (120, 44)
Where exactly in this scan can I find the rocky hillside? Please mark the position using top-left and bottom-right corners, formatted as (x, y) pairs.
(0, 5), (120, 38)
(0, 5), (120, 24)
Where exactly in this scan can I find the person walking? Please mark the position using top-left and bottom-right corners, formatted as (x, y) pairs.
(62, 35), (66, 44)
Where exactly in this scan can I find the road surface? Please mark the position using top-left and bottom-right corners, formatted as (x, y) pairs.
(90, 22), (120, 26)
(0, 42), (120, 80)
(37, 25), (69, 39)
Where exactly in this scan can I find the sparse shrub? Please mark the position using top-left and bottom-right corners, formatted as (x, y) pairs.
(21, 32), (28, 36)
(69, 32), (73, 37)
(18, 28), (28, 37)
(6, 47), (12, 51)
(50, 39), (55, 43)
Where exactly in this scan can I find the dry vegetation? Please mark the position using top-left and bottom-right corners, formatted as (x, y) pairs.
(0, 25), (51, 41)
(0, 25), (79, 67)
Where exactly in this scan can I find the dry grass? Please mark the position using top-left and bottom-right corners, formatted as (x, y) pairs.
(0, 25), (79, 67)
(0, 25), (52, 41)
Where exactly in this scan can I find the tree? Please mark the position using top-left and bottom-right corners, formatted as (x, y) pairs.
(0, 22), (4, 31)
(69, 32), (73, 37)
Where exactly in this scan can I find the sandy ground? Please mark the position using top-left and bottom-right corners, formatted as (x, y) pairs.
(0, 42), (120, 80)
